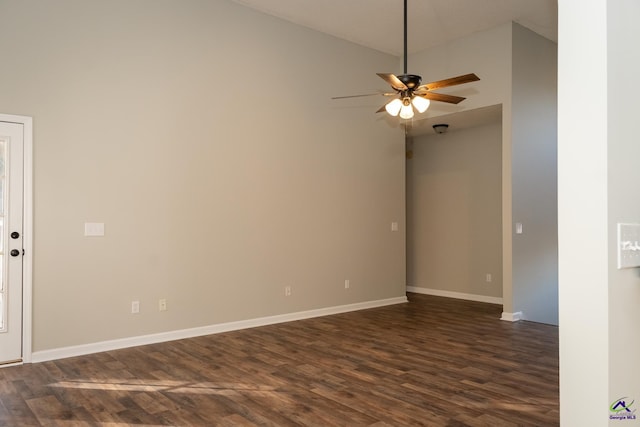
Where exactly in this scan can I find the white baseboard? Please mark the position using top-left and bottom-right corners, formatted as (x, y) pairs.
(31, 296), (408, 363)
(501, 311), (523, 322)
(407, 286), (503, 305)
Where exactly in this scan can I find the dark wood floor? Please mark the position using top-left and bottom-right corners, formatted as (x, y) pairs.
(0, 293), (558, 426)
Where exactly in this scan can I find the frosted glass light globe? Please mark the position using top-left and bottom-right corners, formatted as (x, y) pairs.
(385, 99), (402, 116)
(412, 96), (430, 113)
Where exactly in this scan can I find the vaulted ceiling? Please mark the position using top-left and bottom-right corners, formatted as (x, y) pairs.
(232, 0), (557, 135)
(232, 0), (557, 56)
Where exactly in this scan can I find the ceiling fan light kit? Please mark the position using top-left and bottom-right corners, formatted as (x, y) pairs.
(331, 0), (479, 122)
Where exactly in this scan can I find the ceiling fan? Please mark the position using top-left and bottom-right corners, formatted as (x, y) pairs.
(332, 0), (480, 120)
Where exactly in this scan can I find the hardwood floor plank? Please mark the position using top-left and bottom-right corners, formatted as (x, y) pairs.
(218, 413), (259, 426)
(25, 395), (75, 424)
(0, 293), (558, 426)
(0, 393), (40, 425)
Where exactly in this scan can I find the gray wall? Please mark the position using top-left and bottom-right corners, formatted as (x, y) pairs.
(0, 0), (406, 352)
(407, 23), (557, 323)
(407, 122), (502, 300)
(511, 24), (558, 325)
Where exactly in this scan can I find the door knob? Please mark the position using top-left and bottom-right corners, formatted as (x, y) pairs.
(10, 249), (20, 257)
(10, 232), (19, 239)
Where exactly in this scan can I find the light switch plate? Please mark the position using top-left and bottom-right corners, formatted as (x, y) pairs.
(84, 222), (105, 237)
(617, 223), (640, 269)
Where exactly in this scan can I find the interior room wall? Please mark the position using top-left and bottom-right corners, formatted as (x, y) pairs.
(558, 0), (608, 423)
(606, 0), (640, 422)
(511, 25), (558, 325)
(407, 23), (513, 114)
(407, 122), (502, 302)
(409, 23), (558, 322)
(560, 1), (640, 423)
(0, 0), (405, 354)
(408, 25), (515, 314)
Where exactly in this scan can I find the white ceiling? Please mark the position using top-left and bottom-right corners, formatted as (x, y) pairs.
(231, 0), (557, 56)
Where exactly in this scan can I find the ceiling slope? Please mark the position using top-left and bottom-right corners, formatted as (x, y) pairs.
(232, 0), (557, 56)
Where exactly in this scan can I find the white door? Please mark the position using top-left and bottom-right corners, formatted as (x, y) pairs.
(0, 121), (24, 364)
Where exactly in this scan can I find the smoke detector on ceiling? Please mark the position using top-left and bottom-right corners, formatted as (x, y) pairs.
(433, 124), (449, 134)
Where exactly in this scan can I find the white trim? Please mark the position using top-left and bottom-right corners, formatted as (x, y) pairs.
(0, 361), (24, 368)
(407, 286), (503, 305)
(0, 114), (33, 364)
(31, 295), (408, 363)
(500, 311), (523, 322)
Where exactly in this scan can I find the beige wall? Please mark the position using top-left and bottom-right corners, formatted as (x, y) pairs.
(0, 0), (405, 352)
(407, 122), (502, 299)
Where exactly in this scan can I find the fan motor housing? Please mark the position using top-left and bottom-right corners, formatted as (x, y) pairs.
(398, 74), (422, 89)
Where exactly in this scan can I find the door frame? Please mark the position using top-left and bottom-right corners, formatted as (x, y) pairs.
(0, 114), (33, 364)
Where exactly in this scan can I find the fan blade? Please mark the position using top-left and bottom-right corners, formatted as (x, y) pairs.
(418, 73), (480, 91)
(414, 92), (466, 104)
(376, 104), (387, 113)
(331, 92), (397, 100)
(377, 73), (407, 91)
(332, 93), (381, 100)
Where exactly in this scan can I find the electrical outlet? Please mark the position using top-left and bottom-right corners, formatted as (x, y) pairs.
(486, 274), (492, 283)
(344, 279), (350, 289)
(285, 286), (292, 296)
(131, 301), (140, 314)
(159, 299), (167, 311)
